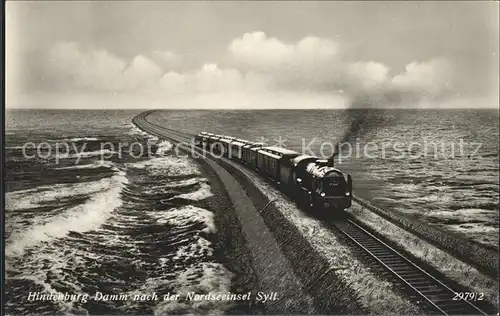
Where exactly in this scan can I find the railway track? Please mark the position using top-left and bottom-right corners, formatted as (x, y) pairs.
(133, 111), (494, 316)
(133, 111), (193, 142)
(333, 219), (491, 315)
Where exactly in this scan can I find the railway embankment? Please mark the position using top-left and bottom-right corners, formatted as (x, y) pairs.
(133, 113), (367, 314)
(213, 157), (371, 314)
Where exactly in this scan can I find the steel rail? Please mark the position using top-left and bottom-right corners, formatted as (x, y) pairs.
(334, 219), (489, 315)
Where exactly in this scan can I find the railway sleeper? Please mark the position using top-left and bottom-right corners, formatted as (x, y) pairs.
(385, 263), (413, 269)
(388, 267), (416, 273)
(408, 279), (444, 292)
(362, 247), (386, 253)
(381, 261), (414, 268)
(346, 236), (372, 243)
(360, 251), (393, 258)
(397, 274), (427, 281)
(404, 274), (430, 282)
(378, 258), (409, 264)
(354, 240), (381, 245)
(394, 269), (422, 276)
(359, 247), (389, 253)
(353, 239), (381, 244)
(402, 279), (434, 287)
(377, 269), (414, 277)
(407, 280), (443, 286)
(366, 252), (398, 259)
(416, 289), (450, 297)
(413, 284), (442, 291)
(343, 232), (369, 238)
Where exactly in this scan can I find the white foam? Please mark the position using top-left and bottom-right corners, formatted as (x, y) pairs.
(58, 149), (116, 159)
(141, 178), (208, 196)
(5, 214), (140, 314)
(392, 183), (422, 192)
(126, 156), (201, 177)
(430, 208), (495, 222)
(6, 176), (114, 211)
(53, 160), (115, 170)
(448, 223), (498, 234)
(116, 202), (228, 314)
(61, 137), (100, 142)
(5, 171), (128, 257)
(153, 263), (234, 315)
(405, 194), (453, 203)
(174, 183), (214, 201)
(128, 126), (150, 137)
(156, 140), (173, 156)
(172, 237), (213, 261)
(154, 205), (216, 234)
(128, 126), (162, 145)
(149, 177), (208, 190)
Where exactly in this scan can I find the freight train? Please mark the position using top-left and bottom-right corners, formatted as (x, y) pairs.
(194, 132), (353, 212)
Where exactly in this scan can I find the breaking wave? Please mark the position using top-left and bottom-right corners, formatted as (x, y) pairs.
(51, 137), (101, 142)
(6, 170), (128, 257)
(5, 173), (116, 211)
(53, 160), (116, 170)
(58, 149), (116, 159)
(126, 156), (201, 177)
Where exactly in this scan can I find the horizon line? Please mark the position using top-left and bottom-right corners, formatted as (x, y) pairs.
(5, 107), (500, 111)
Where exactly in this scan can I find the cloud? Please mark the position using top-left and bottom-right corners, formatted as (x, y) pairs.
(123, 54), (163, 90)
(346, 61), (390, 90)
(229, 31), (338, 70)
(49, 42), (128, 91)
(46, 42), (266, 95)
(391, 58), (453, 97)
(150, 50), (182, 69)
(228, 31), (345, 93)
(26, 36), (457, 109)
(159, 63), (269, 94)
(227, 31), (454, 104)
(47, 42), (168, 92)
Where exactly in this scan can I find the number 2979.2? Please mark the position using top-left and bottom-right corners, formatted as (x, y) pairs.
(453, 292), (484, 301)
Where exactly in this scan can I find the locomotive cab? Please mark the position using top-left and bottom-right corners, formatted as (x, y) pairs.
(291, 155), (319, 188)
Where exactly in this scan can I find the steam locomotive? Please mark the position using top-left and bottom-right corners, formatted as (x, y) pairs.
(194, 132), (352, 212)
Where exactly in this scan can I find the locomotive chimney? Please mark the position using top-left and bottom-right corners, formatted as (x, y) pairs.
(328, 143), (339, 167)
(328, 155), (335, 167)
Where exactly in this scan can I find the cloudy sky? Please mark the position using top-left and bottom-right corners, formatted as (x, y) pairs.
(6, 1), (499, 109)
